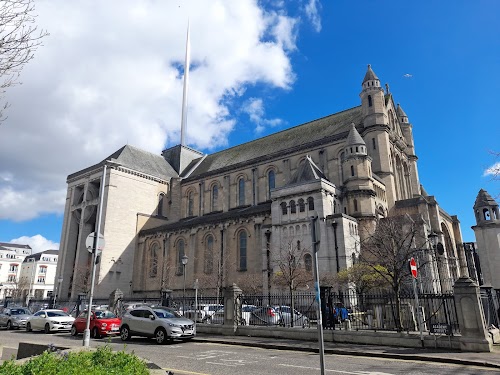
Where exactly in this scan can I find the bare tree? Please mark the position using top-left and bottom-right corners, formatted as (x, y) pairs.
(0, 0), (48, 121)
(71, 264), (91, 295)
(357, 215), (429, 331)
(335, 263), (390, 295)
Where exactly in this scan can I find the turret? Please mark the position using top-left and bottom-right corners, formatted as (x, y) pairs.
(360, 64), (387, 128)
(474, 189), (500, 225)
(396, 103), (409, 124)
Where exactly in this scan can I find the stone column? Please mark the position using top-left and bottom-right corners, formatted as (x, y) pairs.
(453, 277), (492, 352)
(223, 284), (242, 333)
(108, 289), (123, 315)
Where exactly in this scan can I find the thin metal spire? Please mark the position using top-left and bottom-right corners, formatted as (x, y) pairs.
(180, 21), (190, 146)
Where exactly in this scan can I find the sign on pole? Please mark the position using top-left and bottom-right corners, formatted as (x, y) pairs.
(409, 257), (418, 279)
(86, 232), (105, 254)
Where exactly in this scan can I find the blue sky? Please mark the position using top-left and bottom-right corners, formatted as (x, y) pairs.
(0, 0), (499, 252)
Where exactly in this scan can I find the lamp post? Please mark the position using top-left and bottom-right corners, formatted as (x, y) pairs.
(54, 276), (63, 308)
(182, 254), (188, 315)
(26, 258), (36, 307)
(428, 231), (442, 293)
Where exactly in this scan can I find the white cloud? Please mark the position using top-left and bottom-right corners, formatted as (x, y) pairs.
(0, 0), (301, 222)
(242, 97), (284, 133)
(484, 162), (500, 177)
(304, 0), (322, 32)
(9, 235), (59, 253)
(403, 73), (413, 78)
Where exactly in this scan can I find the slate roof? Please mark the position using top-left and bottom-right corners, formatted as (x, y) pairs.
(345, 123), (366, 146)
(474, 189), (498, 208)
(141, 202), (272, 235)
(68, 145), (178, 181)
(362, 64), (379, 83)
(396, 103), (408, 118)
(24, 249), (59, 262)
(0, 243), (32, 251)
(186, 106), (363, 180)
(288, 155), (326, 185)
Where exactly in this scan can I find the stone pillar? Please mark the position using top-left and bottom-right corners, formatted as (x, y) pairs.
(453, 277), (492, 352)
(223, 284), (242, 333)
(109, 289), (123, 315)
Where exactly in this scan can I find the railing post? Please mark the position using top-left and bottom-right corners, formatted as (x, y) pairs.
(223, 284), (242, 333)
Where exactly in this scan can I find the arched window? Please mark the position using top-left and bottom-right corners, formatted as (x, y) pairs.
(353, 199), (358, 211)
(238, 231), (247, 271)
(483, 208), (491, 220)
(177, 239), (185, 275)
(187, 191), (194, 217)
(281, 202), (287, 215)
(290, 200), (296, 214)
(211, 185), (218, 212)
(157, 193), (165, 217)
(308, 197), (315, 210)
(268, 170), (275, 198)
(368, 95), (372, 107)
(304, 254), (312, 272)
(238, 178), (245, 206)
(298, 198), (305, 212)
(148, 242), (159, 278)
(351, 165), (355, 176)
(204, 235), (214, 274)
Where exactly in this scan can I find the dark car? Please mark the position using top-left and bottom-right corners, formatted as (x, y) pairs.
(71, 310), (121, 338)
(0, 307), (32, 329)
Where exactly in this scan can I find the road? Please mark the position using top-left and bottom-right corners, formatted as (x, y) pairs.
(0, 328), (497, 375)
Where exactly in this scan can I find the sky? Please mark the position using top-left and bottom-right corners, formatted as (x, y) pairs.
(0, 0), (499, 253)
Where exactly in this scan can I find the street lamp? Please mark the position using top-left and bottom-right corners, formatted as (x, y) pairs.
(54, 276), (63, 308)
(26, 258), (36, 307)
(428, 231), (442, 293)
(182, 254), (188, 315)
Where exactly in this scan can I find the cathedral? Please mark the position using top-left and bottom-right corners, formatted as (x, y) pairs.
(56, 65), (466, 299)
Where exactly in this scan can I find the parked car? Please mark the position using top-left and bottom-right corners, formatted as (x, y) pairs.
(248, 306), (281, 326)
(274, 305), (310, 328)
(0, 307), (32, 330)
(70, 310), (121, 338)
(26, 309), (75, 333)
(204, 304), (256, 325)
(184, 304), (223, 322)
(120, 306), (195, 344)
(241, 304), (257, 325)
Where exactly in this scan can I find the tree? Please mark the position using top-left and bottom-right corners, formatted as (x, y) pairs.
(71, 264), (91, 295)
(335, 263), (390, 295)
(0, 0), (48, 121)
(357, 214), (429, 331)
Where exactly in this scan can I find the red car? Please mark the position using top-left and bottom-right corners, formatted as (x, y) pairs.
(70, 310), (121, 338)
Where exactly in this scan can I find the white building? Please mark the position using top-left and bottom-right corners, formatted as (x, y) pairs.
(20, 250), (59, 299)
(0, 243), (32, 299)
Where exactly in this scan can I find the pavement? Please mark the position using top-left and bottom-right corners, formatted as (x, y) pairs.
(193, 333), (500, 370)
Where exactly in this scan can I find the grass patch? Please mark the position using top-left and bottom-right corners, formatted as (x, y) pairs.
(0, 345), (149, 375)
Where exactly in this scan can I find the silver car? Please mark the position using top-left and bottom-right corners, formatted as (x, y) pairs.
(120, 306), (195, 344)
(0, 307), (32, 330)
(274, 305), (310, 328)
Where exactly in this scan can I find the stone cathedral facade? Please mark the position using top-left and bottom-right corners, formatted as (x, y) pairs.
(56, 66), (466, 299)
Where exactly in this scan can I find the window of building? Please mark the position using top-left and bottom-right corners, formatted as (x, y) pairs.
(37, 276), (46, 284)
(187, 191), (194, 216)
(9, 264), (18, 273)
(281, 202), (287, 215)
(268, 170), (275, 198)
(204, 235), (214, 274)
(7, 275), (16, 282)
(238, 178), (245, 206)
(157, 193), (165, 217)
(308, 197), (315, 211)
(39, 266), (47, 274)
(290, 200), (296, 214)
(6, 253), (15, 259)
(351, 165), (355, 176)
(368, 95), (372, 107)
(211, 185), (219, 212)
(148, 242), (159, 278)
(372, 138), (376, 149)
(298, 198), (305, 212)
(238, 231), (247, 271)
(304, 254), (312, 273)
(354, 199), (358, 211)
(177, 240), (185, 275)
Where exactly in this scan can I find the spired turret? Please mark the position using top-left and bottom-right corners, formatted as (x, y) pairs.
(474, 189), (500, 225)
(360, 64), (387, 128)
(396, 103), (409, 124)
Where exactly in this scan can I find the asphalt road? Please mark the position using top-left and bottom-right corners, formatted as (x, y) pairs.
(0, 329), (497, 375)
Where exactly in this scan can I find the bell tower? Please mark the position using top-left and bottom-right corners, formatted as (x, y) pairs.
(359, 64), (387, 128)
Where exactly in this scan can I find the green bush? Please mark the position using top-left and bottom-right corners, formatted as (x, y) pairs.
(0, 345), (150, 375)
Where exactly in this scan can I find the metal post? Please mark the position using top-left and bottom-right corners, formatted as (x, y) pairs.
(183, 264), (186, 314)
(194, 278), (199, 329)
(310, 216), (325, 375)
(412, 276), (424, 347)
(83, 164), (107, 347)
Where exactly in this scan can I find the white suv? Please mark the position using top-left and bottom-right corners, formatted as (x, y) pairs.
(120, 306), (195, 344)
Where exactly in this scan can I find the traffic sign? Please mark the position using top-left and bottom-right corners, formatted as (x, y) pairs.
(409, 257), (418, 278)
(86, 232), (105, 253)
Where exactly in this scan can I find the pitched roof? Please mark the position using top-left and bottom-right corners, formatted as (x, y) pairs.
(362, 64), (379, 83)
(68, 144), (178, 181)
(345, 123), (366, 146)
(396, 103), (408, 118)
(474, 189), (498, 208)
(0, 243), (32, 250)
(288, 155), (326, 185)
(187, 106), (363, 179)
